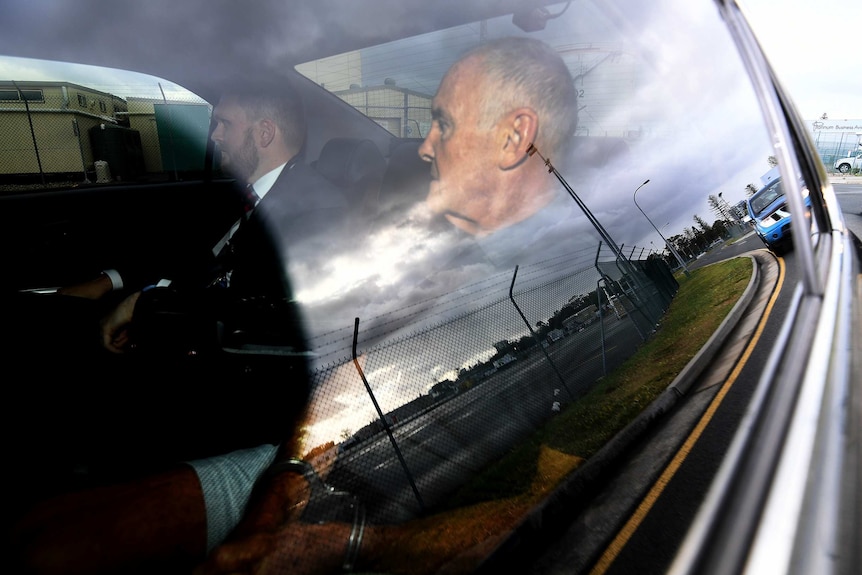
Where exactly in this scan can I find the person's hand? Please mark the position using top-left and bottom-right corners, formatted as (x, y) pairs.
(100, 291), (141, 353)
(56, 274), (113, 300)
(196, 521), (352, 575)
(194, 469), (351, 575)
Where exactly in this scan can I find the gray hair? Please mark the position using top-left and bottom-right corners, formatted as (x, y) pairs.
(465, 37), (578, 157)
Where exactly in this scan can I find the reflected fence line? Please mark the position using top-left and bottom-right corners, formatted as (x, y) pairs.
(303, 242), (680, 521)
(509, 264), (575, 402)
(351, 316), (426, 514)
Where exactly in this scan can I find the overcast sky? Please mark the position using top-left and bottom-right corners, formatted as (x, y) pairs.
(1, 0), (857, 116)
(739, 0), (861, 121)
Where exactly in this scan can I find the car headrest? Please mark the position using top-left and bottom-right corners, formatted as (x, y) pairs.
(315, 137), (387, 193)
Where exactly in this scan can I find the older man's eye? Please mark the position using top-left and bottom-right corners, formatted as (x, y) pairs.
(438, 120), (452, 138)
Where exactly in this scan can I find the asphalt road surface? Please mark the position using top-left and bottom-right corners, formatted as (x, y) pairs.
(833, 182), (862, 241)
(328, 314), (645, 524)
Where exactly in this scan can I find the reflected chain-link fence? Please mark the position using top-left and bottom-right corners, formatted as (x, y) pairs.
(301, 244), (678, 523)
(0, 80), (211, 190)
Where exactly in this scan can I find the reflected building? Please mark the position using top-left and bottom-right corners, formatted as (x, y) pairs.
(808, 117), (862, 169)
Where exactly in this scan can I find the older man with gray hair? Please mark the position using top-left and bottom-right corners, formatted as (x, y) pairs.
(419, 36), (578, 237)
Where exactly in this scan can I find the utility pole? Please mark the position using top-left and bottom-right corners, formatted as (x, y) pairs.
(633, 180), (690, 276)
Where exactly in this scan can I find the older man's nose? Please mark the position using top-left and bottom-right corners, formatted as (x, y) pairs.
(418, 136), (434, 163)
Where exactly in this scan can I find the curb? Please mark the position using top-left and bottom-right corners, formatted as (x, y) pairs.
(669, 254), (760, 396)
(476, 252), (768, 572)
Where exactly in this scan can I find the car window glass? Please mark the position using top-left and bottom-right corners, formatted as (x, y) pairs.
(0, 0), (780, 483)
(287, 0), (776, 454)
(750, 180), (784, 214)
(7, 2), (851, 573)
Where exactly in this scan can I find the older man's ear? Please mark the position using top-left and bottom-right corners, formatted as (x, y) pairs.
(498, 107), (539, 170)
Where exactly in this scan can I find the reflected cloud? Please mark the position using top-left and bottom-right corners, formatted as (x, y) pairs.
(0, 0), (780, 452)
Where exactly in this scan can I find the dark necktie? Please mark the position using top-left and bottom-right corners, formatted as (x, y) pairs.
(209, 185), (258, 287)
(243, 184), (260, 214)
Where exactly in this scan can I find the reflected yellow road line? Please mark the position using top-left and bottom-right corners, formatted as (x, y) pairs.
(589, 256), (786, 575)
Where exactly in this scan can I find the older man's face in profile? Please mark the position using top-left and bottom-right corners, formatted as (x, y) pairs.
(211, 96), (260, 184)
(418, 59), (505, 236)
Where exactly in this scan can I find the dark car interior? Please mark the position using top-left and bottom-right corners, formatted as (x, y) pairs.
(0, 72), (419, 293)
(0, 69), (433, 499)
(0, 59), (632, 491)
(0, 63), (631, 299)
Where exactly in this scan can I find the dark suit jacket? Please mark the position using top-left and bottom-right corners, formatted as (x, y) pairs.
(131, 160), (350, 341)
(108, 160), (349, 296)
(6, 161), (352, 496)
(217, 160), (351, 298)
(119, 160), (351, 459)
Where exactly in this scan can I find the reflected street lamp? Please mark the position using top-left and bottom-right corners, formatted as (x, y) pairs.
(633, 179), (690, 276)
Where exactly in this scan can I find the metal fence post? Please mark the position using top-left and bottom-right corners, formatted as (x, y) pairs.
(508, 265), (575, 401)
(13, 80), (45, 185)
(352, 317), (425, 514)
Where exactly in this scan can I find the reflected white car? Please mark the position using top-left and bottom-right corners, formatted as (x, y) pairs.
(834, 152), (861, 174)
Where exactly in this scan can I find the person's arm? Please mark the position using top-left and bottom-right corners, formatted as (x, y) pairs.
(56, 269), (121, 299)
(99, 289), (141, 353)
(198, 520), (390, 575)
(194, 465), (361, 575)
(11, 465), (207, 575)
(195, 435), (399, 575)
(99, 279), (176, 354)
(196, 465), (402, 575)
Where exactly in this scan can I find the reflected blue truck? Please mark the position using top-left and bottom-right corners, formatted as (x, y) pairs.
(746, 177), (811, 254)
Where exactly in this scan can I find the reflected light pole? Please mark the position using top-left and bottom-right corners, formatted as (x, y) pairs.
(528, 143), (630, 265)
(633, 179), (690, 276)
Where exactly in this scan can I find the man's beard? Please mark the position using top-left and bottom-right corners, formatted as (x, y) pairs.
(225, 128), (259, 183)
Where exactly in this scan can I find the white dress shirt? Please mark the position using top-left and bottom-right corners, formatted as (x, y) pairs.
(211, 162), (287, 257)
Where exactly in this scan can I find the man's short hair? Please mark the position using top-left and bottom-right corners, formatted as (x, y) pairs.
(225, 77), (307, 149)
(467, 37), (578, 158)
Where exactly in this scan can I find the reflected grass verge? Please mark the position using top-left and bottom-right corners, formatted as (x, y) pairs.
(366, 257), (752, 574)
(447, 255), (751, 505)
